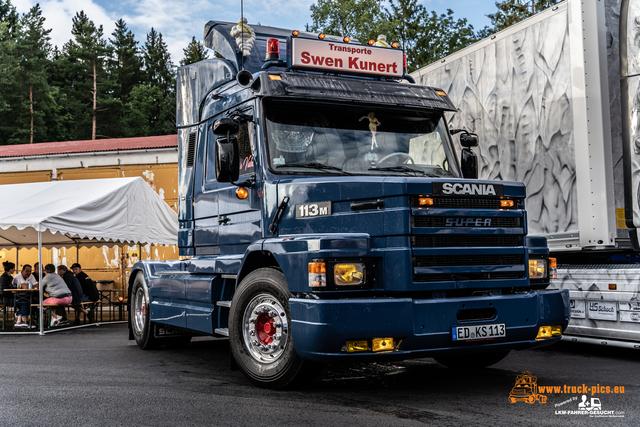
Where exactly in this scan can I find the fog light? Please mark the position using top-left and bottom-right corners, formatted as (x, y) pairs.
(536, 325), (561, 340)
(372, 338), (394, 352)
(334, 263), (365, 286)
(308, 262), (326, 288)
(346, 340), (368, 353)
(529, 259), (547, 279)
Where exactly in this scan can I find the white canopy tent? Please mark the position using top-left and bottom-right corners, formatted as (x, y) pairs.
(0, 177), (178, 334)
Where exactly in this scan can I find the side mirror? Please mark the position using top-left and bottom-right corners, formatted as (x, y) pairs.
(215, 137), (240, 182)
(460, 133), (478, 148)
(461, 148), (478, 179)
(213, 117), (240, 136)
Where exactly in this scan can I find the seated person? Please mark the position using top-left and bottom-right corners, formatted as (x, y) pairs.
(58, 265), (91, 325)
(41, 264), (73, 327)
(1, 261), (15, 306)
(12, 264), (37, 328)
(71, 263), (99, 302)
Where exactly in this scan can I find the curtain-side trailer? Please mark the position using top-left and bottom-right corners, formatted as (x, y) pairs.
(412, 0), (640, 349)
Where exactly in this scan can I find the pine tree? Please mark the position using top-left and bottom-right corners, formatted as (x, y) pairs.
(0, 0), (20, 145)
(180, 36), (209, 66)
(14, 4), (54, 144)
(109, 19), (143, 137)
(66, 11), (115, 140)
(130, 27), (176, 136)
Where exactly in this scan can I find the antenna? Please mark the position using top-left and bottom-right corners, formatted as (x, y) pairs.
(241, 0), (244, 70)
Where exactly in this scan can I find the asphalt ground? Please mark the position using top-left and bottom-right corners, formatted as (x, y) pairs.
(0, 324), (637, 426)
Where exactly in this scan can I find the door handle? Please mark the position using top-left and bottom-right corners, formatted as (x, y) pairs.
(218, 217), (229, 224)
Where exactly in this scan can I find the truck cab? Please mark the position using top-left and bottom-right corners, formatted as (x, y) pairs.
(128, 21), (570, 389)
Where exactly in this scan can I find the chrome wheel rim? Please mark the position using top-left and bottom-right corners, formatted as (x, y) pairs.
(133, 287), (146, 333)
(242, 293), (289, 364)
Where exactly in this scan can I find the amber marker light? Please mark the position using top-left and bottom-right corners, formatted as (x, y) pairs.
(391, 42), (399, 48)
(118, 296), (124, 302)
(435, 90), (447, 96)
(368, 39), (375, 45)
(372, 338), (394, 352)
(500, 199), (515, 208)
(549, 257), (557, 279)
(346, 340), (368, 353)
(236, 187), (249, 199)
(418, 197), (434, 206)
(318, 33), (326, 40)
(292, 30), (300, 36)
(308, 262), (326, 288)
(343, 36), (351, 43)
(609, 284), (617, 290)
(268, 74), (282, 80)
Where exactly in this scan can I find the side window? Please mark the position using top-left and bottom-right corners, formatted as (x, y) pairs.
(204, 114), (255, 185)
(237, 122), (255, 176)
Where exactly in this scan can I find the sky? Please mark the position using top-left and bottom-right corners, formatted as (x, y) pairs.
(13, 0), (494, 66)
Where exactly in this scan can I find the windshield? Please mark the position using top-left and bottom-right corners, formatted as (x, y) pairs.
(264, 99), (459, 177)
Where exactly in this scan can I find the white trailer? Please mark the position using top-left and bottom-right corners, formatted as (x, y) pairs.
(412, 0), (640, 349)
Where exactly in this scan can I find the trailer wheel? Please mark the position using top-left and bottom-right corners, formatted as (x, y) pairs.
(229, 268), (321, 389)
(130, 273), (162, 350)
(434, 350), (510, 369)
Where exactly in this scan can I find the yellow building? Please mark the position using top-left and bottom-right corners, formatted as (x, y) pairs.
(0, 135), (178, 291)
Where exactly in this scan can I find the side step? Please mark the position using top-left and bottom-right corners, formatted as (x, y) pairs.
(214, 328), (229, 336)
(216, 300), (232, 308)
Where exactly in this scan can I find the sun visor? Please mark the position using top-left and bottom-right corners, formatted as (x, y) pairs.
(256, 73), (457, 111)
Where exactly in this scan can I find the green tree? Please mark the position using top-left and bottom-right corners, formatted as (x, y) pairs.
(180, 36), (209, 66)
(128, 27), (176, 136)
(309, 0), (384, 42)
(13, 4), (55, 144)
(488, 0), (561, 32)
(109, 19), (143, 137)
(0, 0), (20, 144)
(64, 11), (116, 140)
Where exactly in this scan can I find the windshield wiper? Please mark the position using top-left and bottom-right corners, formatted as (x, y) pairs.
(277, 162), (354, 175)
(368, 165), (438, 177)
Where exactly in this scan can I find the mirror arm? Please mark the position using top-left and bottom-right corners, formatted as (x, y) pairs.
(231, 173), (256, 188)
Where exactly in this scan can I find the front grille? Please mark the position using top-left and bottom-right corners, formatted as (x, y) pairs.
(413, 216), (521, 228)
(413, 272), (524, 282)
(412, 197), (521, 209)
(412, 235), (523, 247)
(413, 254), (523, 267)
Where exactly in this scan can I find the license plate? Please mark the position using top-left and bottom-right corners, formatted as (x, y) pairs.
(452, 323), (506, 341)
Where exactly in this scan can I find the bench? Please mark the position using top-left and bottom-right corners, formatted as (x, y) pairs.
(31, 301), (99, 329)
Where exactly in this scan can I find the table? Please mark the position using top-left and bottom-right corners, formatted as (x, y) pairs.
(7, 288), (39, 329)
(97, 289), (124, 322)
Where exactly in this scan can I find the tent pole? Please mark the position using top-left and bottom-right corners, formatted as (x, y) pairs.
(16, 245), (19, 270)
(38, 230), (43, 335)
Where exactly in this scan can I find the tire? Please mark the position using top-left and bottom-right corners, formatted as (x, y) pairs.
(434, 350), (510, 369)
(130, 273), (163, 350)
(228, 268), (322, 389)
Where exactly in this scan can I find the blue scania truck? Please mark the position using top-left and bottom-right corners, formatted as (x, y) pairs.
(128, 21), (570, 388)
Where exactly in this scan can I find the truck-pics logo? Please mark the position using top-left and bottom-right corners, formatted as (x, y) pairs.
(508, 371), (547, 404)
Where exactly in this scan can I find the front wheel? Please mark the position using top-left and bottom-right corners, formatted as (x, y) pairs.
(434, 350), (510, 369)
(229, 268), (322, 389)
(130, 273), (163, 350)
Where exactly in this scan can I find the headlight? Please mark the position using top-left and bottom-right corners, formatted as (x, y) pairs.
(334, 263), (365, 285)
(529, 259), (547, 280)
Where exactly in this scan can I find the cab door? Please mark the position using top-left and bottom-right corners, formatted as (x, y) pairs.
(216, 102), (262, 255)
